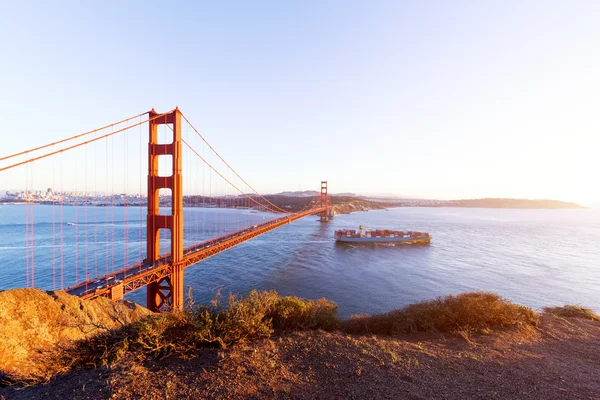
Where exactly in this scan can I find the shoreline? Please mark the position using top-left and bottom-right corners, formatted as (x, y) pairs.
(1, 198), (585, 211)
(332, 204), (586, 215)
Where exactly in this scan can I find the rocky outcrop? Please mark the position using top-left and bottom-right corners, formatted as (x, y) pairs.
(0, 288), (151, 381)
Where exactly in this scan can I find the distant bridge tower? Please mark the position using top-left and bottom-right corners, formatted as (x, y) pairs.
(146, 108), (185, 311)
(320, 181), (330, 222)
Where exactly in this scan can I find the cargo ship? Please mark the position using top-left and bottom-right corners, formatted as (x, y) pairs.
(334, 225), (431, 244)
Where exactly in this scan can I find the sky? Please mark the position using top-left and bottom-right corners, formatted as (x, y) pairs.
(0, 1), (599, 204)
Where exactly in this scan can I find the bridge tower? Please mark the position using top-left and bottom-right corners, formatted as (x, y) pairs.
(320, 181), (330, 222)
(146, 108), (185, 311)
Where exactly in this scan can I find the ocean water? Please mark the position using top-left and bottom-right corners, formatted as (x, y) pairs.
(1, 205), (599, 317)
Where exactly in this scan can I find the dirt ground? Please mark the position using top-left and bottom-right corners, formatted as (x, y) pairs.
(2, 313), (599, 400)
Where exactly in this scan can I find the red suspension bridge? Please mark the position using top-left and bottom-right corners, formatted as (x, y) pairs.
(0, 108), (331, 311)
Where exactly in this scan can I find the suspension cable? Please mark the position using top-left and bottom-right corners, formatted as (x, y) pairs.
(0, 111), (174, 173)
(182, 138), (287, 214)
(0, 111), (148, 162)
(294, 195), (321, 214)
(180, 112), (289, 213)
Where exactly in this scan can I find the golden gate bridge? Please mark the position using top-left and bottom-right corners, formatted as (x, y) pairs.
(0, 108), (330, 311)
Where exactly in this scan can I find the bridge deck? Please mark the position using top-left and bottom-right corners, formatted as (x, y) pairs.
(66, 207), (326, 300)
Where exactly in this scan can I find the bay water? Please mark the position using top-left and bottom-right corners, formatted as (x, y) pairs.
(1, 205), (598, 317)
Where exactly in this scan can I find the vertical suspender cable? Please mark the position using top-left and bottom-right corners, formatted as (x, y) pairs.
(111, 134), (115, 273)
(139, 115), (143, 269)
(75, 159), (78, 284)
(30, 164), (35, 287)
(94, 130), (98, 278)
(85, 145), (89, 290)
(124, 120), (128, 272)
(60, 153), (64, 288)
(52, 151), (56, 289)
(25, 164), (29, 287)
(105, 133), (109, 278)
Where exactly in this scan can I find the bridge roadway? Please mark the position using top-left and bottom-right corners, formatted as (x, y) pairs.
(66, 207), (326, 300)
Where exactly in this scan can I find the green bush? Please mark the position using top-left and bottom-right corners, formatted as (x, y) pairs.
(269, 296), (340, 332)
(188, 290), (279, 348)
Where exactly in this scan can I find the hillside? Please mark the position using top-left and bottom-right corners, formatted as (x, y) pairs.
(1, 290), (599, 399)
(274, 191), (319, 197)
(6, 315), (598, 400)
(0, 289), (151, 382)
(329, 197), (387, 215)
(263, 196), (584, 213)
(256, 195), (387, 214)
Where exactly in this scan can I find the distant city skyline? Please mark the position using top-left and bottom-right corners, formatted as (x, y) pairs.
(0, 1), (598, 204)
(1, 188), (594, 208)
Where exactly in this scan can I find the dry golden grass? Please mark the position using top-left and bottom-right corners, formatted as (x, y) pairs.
(34, 290), (340, 382)
(544, 305), (600, 321)
(48, 291), (542, 381)
(187, 290), (339, 347)
(3, 290), (556, 386)
(342, 292), (539, 335)
(0, 289), (151, 384)
(269, 295), (340, 332)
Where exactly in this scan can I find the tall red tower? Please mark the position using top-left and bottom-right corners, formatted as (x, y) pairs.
(146, 108), (185, 311)
(320, 181), (329, 222)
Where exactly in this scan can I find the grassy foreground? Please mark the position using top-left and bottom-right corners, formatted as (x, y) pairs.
(24, 291), (539, 382)
(2, 290), (599, 400)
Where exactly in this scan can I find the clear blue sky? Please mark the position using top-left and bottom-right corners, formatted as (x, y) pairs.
(1, 1), (599, 204)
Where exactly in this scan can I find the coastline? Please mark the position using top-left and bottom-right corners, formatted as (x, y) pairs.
(1, 199), (585, 211)
(331, 202), (586, 216)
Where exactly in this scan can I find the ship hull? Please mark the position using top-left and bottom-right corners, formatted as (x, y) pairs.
(335, 236), (430, 245)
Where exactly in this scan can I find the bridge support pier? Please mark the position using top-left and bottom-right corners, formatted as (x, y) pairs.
(146, 108), (185, 312)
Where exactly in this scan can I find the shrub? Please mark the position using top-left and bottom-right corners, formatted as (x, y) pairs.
(185, 290), (339, 346)
(188, 290), (279, 348)
(342, 292), (539, 335)
(47, 314), (186, 373)
(269, 296), (340, 332)
(545, 305), (600, 321)
(28, 291), (540, 384)
(43, 290), (339, 378)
